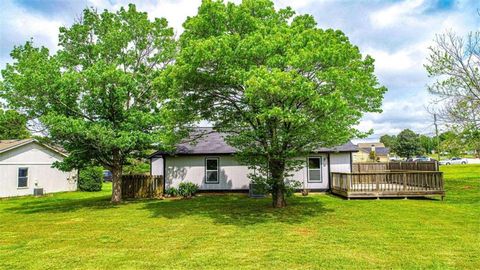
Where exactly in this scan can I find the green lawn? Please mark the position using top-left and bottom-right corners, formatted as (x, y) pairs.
(1, 165), (479, 269)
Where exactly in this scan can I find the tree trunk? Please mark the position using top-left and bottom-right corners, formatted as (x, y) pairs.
(273, 186), (286, 208)
(111, 165), (123, 203)
(269, 159), (286, 208)
(111, 150), (123, 203)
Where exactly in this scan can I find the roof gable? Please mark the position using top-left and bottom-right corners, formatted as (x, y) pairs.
(0, 139), (67, 157)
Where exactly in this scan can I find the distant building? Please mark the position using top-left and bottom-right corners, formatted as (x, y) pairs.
(0, 139), (77, 198)
(353, 142), (390, 162)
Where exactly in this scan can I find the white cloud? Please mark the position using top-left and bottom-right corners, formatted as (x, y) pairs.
(0, 1), (63, 61)
(370, 0), (425, 28)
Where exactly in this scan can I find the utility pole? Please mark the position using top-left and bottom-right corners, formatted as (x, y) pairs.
(434, 113), (440, 161)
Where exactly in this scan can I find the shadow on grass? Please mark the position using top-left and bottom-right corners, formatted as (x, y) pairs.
(3, 194), (117, 214)
(4, 192), (333, 227)
(142, 194), (333, 227)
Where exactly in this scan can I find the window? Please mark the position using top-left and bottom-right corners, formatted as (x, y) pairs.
(18, 168), (28, 188)
(308, 157), (322, 183)
(205, 158), (219, 183)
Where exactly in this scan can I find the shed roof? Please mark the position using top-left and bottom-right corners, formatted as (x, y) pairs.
(0, 139), (35, 153)
(151, 128), (358, 157)
(0, 139), (67, 156)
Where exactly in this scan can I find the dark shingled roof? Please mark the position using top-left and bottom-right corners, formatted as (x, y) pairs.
(151, 128), (358, 157)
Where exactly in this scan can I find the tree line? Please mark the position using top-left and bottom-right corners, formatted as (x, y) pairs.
(380, 129), (478, 159)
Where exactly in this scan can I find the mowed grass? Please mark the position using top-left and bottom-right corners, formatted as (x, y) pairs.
(0, 165), (479, 269)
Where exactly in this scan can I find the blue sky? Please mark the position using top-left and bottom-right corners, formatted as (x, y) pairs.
(1, 0), (479, 141)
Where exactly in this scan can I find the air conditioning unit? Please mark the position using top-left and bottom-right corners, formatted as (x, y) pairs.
(249, 183), (266, 198)
(33, 188), (44, 196)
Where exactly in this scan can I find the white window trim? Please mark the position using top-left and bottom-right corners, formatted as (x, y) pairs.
(205, 157), (220, 184)
(17, 167), (29, 189)
(307, 157), (322, 183)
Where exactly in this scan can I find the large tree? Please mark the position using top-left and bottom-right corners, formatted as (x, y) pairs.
(392, 129), (423, 159)
(0, 5), (180, 203)
(173, 0), (386, 207)
(0, 109), (30, 140)
(425, 30), (480, 132)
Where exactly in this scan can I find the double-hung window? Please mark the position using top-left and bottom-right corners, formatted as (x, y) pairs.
(308, 157), (322, 183)
(18, 168), (29, 188)
(205, 157), (219, 183)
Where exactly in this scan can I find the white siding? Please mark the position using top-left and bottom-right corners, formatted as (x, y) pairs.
(161, 152), (352, 191)
(330, 153), (352, 173)
(287, 155), (329, 190)
(0, 143), (77, 198)
(165, 155), (251, 190)
(151, 157), (164, 176)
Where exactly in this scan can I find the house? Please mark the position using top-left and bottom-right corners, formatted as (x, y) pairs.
(149, 128), (357, 192)
(0, 139), (77, 198)
(353, 142), (390, 162)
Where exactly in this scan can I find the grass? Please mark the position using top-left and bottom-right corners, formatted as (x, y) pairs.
(0, 165), (479, 269)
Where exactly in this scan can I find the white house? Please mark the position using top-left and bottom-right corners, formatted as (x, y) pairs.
(150, 128), (357, 192)
(0, 139), (77, 198)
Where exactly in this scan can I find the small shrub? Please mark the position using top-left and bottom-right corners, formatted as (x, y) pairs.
(285, 180), (302, 197)
(178, 182), (199, 198)
(165, 187), (179, 197)
(78, 166), (104, 192)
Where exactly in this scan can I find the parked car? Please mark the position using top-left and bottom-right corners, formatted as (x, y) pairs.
(439, 157), (468, 165)
(406, 156), (435, 162)
(103, 170), (113, 182)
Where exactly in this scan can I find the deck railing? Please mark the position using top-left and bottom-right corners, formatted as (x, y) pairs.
(331, 171), (444, 199)
(352, 161), (438, 173)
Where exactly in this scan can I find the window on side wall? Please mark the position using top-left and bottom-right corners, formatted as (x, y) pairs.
(205, 157), (219, 183)
(18, 168), (28, 188)
(308, 157), (322, 183)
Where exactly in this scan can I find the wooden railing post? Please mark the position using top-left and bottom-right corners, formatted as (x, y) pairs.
(347, 174), (351, 193)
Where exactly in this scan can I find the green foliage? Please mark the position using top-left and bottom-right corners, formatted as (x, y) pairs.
(419, 134), (436, 155)
(0, 109), (30, 140)
(164, 187), (179, 197)
(0, 4), (185, 202)
(123, 158), (150, 175)
(440, 130), (467, 158)
(379, 134), (397, 149)
(178, 182), (199, 198)
(78, 166), (104, 192)
(173, 0), (386, 207)
(392, 129), (423, 158)
(369, 150), (376, 161)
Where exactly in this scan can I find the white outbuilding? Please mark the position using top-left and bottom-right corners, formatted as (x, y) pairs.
(0, 139), (77, 198)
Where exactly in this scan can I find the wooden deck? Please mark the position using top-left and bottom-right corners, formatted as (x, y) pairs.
(331, 171), (445, 200)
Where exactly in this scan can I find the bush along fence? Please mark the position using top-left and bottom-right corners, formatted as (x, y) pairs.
(121, 175), (164, 199)
(353, 161), (438, 173)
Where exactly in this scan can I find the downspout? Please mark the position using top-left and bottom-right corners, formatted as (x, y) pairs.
(163, 155), (166, 191)
(349, 152), (353, 173)
(327, 153), (331, 191)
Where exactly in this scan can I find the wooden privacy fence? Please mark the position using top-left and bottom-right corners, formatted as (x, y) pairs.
(121, 175), (164, 199)
(353, 161), (438, 173)
(331, 171), (444, 199)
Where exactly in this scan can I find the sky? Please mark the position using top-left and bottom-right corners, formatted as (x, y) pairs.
(0, 0), (479, 142)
